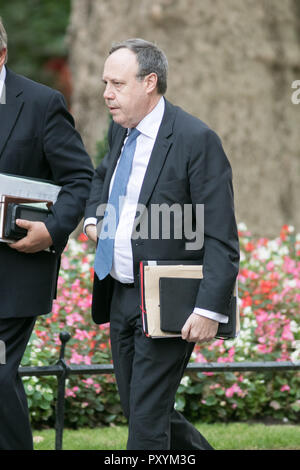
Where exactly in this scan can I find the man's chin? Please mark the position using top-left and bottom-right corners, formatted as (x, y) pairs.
(111, 115), (130, 128)
(109, 110), (121, 123)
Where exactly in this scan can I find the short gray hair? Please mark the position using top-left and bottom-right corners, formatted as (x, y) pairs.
(0, 17), (8, 63)
(109, 38), (168, 95)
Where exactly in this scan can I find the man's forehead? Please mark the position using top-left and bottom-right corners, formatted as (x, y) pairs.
(103, 48), (138, 76)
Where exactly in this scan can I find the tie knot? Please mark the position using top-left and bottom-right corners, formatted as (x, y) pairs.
(127, 128), (140, 142)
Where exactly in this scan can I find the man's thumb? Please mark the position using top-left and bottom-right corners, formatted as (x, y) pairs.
(181, 317), (191, 340)
(16, 218), (31, 229)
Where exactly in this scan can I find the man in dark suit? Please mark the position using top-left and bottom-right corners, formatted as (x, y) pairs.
(85, 38), (239, 450)
(0, 18), (94, 450)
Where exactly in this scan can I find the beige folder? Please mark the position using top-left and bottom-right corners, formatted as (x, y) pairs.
(142, 264), (203, 338)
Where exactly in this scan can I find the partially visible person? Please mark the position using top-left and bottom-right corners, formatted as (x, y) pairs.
(0, 17), (94, 450)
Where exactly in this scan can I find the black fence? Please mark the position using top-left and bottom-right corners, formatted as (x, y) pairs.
(18, 332), (300, 450)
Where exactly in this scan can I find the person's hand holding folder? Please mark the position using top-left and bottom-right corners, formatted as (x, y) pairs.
(181, 314), (219, 343)
(9, 219), (53, 254)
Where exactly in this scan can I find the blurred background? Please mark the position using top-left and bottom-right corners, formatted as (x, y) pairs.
(1, 0), (299, 237)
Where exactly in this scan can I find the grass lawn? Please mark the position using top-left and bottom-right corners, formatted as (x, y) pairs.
(33, 422), (300, 450)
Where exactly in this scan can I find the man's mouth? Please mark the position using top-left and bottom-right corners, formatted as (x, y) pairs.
(108, 105), (118, 111)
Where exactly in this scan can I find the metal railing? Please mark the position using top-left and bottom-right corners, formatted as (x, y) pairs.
(18, 332), (300, 450)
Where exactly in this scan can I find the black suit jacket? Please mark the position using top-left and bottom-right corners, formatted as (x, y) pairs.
(85, 98), (239, 324)
(0, 68), (94, 318)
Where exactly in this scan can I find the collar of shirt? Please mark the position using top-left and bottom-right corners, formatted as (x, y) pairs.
(134, 95), (165, 140)
(0, 65), (6, 100)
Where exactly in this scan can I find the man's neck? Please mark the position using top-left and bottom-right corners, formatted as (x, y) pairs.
(145, 94), (162, 118)
(130, 94), (162, 129)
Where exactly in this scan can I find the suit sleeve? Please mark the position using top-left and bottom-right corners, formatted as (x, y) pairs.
(42, 91), (94, 253)
(188, 129), (240, 317)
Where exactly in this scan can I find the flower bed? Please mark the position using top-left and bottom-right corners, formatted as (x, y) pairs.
(21, 225), (300, 427)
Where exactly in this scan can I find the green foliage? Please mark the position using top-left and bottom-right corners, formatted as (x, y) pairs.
(21, 332), (57, 425)
(176, 370), (299, 424)
(0, 0), (70, 85)
(94, 115), (112, 166)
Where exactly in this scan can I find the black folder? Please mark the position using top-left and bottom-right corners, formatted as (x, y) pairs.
(4, 202), (50, 240)
(159, 277), (238, 339)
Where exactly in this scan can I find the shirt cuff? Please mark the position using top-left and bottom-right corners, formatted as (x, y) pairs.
(83, 217), (97, 235)
(193, 308), (229, 324)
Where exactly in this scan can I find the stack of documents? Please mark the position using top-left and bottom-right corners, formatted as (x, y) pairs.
(139, 260), (239, 340)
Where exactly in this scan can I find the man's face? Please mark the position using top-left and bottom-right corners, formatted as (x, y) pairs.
(0, 48), (6, 72)
(102, 48), (153, 128)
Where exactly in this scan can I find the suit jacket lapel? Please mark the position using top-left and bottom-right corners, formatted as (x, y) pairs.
(136, 99), (176, 212)
(0, 68), (24, 158)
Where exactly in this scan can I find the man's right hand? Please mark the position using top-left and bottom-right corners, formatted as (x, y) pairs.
(85, 224), (97, 243)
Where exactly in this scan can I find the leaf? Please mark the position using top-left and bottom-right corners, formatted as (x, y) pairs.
(175, 396), (186, 411)
(205, 396), (218, 406)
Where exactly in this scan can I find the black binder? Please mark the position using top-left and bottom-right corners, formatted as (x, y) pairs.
(159, 277), (237, 339)
(4, 202), (50, 240)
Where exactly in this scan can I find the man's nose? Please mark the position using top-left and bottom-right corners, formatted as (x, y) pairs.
(103, 84), (115, 100)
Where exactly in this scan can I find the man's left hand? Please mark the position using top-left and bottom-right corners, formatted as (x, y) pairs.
(9, 220), (53, 253)
(181, 314), (219, 343)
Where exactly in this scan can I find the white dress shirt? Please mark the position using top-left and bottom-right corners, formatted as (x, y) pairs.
(85, 97), (228, 324)
(0, 65), (6, 102)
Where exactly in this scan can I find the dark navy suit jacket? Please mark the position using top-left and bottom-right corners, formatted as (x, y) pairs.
(0, 68), (94, 318)
(85, 98), (240, 324)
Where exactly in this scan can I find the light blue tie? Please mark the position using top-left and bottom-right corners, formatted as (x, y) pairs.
(94, 128), (140, 280)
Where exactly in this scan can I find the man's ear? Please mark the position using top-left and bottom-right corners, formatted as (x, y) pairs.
(144, 72), (158, 94)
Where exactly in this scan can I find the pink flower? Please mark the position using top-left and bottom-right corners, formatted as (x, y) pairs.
(209, 383), (222, 390)
(57, 276), (65, 288)
(66, 312), (84, 326)
(280, 385), (290, 392)
(217, 348), (235, 363)
(93, 383), (102, 394)
(83, 355), (91, 365)
(65, 386), (79, 398)
(74, 328), (90, 341)
(82, 378), (94, 386)
(195, 352), (207, 363)
(266, 261), (275, 271)
(225, 383), (245, 398)
(61, 257), (70, 269)
(281, 324), (294, 342)
(257, 343), (273, 354)
(70, 352), (84, 364)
